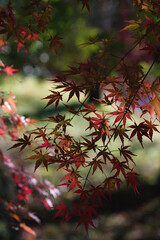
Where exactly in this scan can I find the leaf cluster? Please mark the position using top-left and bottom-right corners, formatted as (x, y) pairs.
(1, 0), (160, 235)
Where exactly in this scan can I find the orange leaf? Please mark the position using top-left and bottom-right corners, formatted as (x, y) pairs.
(20, 223), (36, 236)
(0, 38), (7, 47)
(2, 95), (16, 114)
(120, 19), (142, 31)
(142, 96), (160, 121)
(9, 213), (20, 222)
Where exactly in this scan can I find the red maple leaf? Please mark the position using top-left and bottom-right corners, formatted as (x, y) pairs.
(76, 203), (98, 233)
(43, 91), (63, 109)
(111, 158), (129, 177)
(144, 119), (159, 141)
(90, 184), (107, 207)
(62, 80), (84, 102)
(112, 125), (130, 144)
(129, 122), (149, 148)
(15, 39), (27, 52)
(79, 0), (90, 11)
(80, 102), (96, 116)
(87, 159), (104, 175)
(53, 201), (71, 221)
(74, 186), (90, 201)
(3, 66), (18, 75)
(37, 136), (51, 150)
(48, 34), (64, 54)
(27, 33), (40, 41)
(109, 106), (133, 127)
(60, 167), (81, 191)
(81, 137), (97, 152)
(125, 169), (141, 194)
(118, 145), (136, 164)
(104, 86), (123, 103)
(76, 212), (95, 233)
(103, 177), (122, 196)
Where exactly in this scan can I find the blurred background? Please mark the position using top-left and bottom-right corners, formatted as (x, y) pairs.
(0, 0), (160, 239)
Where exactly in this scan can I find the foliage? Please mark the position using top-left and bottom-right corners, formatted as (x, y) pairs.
(0, 0), (160, 236)
(0, 0), (99, 75)
(0, 91), (61, 236)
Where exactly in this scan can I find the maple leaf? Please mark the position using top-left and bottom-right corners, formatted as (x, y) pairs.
(48, 34), (64, 54)
(60, 167), (81, 191)
(80, 102), (96, 116)
(143, 15), (155, 33)
(72, 153), (86, 168)
(118, 145), (136, 164)
(144, 119), (159, 141)
(90, 184), (107, 207)
(27, 33), (40, 41)
(8, 134), (31, 152)
(81, 137), (97, 152)
(1, 94), (17, 114)
(62, 81), (84, 102)
(43, 90), (63, 109)
(109, 106), (133, 127)
(46, 115), (72, 135)
(125, 169), (141, 194)
(142, 96), (160, 121)
(76, 203), (98, 233)
(37, 136), (51, 150)
(96, 149), (111, 164)
(77, 213), (95, 233)
(79, 0), (90, 11)
(150, 79), (160, 97)
(3, 66), (18, 75)
(20, 223), (36, 236)
(25, 150), (52, 172)
(104, 86), (123, 102)
(129, 122), (149, 148)
(9, 212), (20, 222)
(74, 186), (90, 201)
(61, 178), (81, 191)
(103, 177), (122, 196)
(15, 39), (27, 52)
(31, 128), (47, 139)
(111, 158), (129, 177)
(53, 201), (71, 221)
(96, 93), (114, 106)
(120, 19), (142, 31)
(112, 125), (130, 144)
(86, 112), (110, 141)
(87, 158), (104, 175)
